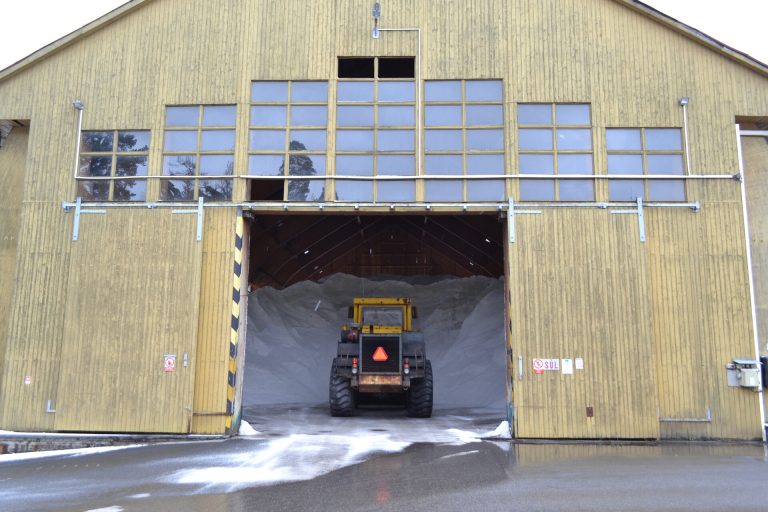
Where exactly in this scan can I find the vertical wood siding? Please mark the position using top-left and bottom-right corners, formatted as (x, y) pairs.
(0, 126), (28, 426)
(0, 0), (765, 436)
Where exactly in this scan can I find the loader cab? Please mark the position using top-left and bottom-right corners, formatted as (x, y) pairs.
(347, 298), (417, 334)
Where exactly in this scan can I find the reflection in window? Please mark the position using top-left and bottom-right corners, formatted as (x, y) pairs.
(606, 127), (685, 201)
(77, 129), (150, 201)
(517, 103), (593, 201)
(424, 79), (505, 202)
(249, 81), (329, 201)
(161, 104), (236, 201)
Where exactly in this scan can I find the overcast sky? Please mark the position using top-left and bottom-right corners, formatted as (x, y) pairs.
(0, 0), (766, 71)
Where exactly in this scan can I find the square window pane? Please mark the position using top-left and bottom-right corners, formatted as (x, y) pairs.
(289, 154), (326, 176)
(555, 104), (591, 125)
(378, 155), (415, 176)
(337, 105), (374, 126)
(606, 128), (642, 150)
(336, 180), (373, 201)
(607, 154), (643, 174)
(163, 155), (197, 176)
(377, 180), (415, 202)
(165, 106), (199, 127)
(425, 105), (462, 126)
(520, 179), (555, 201)
(337, 82), (374, 102)
(251, 81), (289, 102)
(117, 131), (150, 152)
(199, 179), (233, 200)
(424, 81), (462, 102)
(160, 179), (195, 201)
(518, 128), (553, 150)
(77, 180), (110, 201)
(467, 105), (503, 126)
(648, 180), (685, 201)
(203, 105), (236, 126)
(164, 130), (198, 151)
(425, 154), (463, 175)
(466, 80), (503, 101)
(248, 154), (285, 176)
(425, 130), (462, 151)
(116, 156), (148, 177)
(200, 155), (234, 176)
(114, 179), (146, 202)
(251, 106), (287, 127)
(467, 154), (504, 175)
(201, 130), (235, 151)
(557, 154), (592, 174)
(517, 104), (552, 125)
(608, 180), (645, 201)
(336, 155), (374, 176)
(81, 131), (114, 152)
(559, 179), (594, 201)
(646, 129), (682, 151)
(291, 106), (327, 126)
(336, 130), (374, 151)
(467, 180), (505, 201)
(378, 81), (415, 102)
(379, 106), (414, 126)
(291, 81), (328, 103)
(250, 130), (285, 151)
(378, 130), (414, 151)
(288, 179), (325, 202)
(467, 129), (504, 151)
(425, 180), (463, 201)
(519, 154), (554, 174)
(79, 156), (112, 177)
(290, 130), (326, 151)
(556, 129), (592, 150)
(647, 154), (684, 175)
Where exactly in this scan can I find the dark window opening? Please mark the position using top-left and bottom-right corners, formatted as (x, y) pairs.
(338, 58), (375, 78)
(378, 57), (415, 78)
(250, 180), (285, 201)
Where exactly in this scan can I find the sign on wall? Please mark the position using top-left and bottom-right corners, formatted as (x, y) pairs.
(532, 358), (560, 374)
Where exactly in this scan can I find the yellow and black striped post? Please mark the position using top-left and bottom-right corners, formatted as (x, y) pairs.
(226, 209), (244, 432)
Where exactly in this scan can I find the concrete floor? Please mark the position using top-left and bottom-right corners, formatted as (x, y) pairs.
(1, 407), (767, 512)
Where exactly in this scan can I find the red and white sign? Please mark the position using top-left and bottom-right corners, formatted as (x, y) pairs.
(23, 375), (32, 385)
(532, 358), (560, 374)
(164, 355), (176, 373)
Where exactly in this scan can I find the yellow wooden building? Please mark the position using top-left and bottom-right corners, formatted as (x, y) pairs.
(0, 0), (766, 440)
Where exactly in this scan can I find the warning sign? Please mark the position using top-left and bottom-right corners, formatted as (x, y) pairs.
(23, 375), (32, 385)
(532, 358), (560, 374)
(164, 355), (176, 373)
(372, 346), (389, 362)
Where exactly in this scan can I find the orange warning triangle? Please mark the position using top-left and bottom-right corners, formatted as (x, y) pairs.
(372, 346), (389, 362)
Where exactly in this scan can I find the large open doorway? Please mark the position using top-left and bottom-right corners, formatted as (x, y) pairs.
(239, 213), (509, 433)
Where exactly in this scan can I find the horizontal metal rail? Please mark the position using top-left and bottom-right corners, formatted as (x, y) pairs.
(72, 174), (740, 181)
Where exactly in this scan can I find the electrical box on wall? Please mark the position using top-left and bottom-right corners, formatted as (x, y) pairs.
(725, 359), (762, 389)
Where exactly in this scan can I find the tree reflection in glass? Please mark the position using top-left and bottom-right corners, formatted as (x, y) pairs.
(286, 140), (324, 201)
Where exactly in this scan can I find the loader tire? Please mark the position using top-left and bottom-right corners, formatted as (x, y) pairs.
(406, 360), (433, 418)
(329, 362), (355, 417)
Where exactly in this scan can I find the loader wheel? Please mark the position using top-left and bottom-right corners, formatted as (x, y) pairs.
(406, 360), (433, 418)
(329, 362), (355, 417)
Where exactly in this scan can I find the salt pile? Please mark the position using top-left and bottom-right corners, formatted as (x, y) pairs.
(243, 273), (506, 411)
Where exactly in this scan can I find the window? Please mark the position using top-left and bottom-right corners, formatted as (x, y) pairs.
(77, 130), (150, 201)
(423, 80), (505, 202)
(335, 58), (416, 202)
(606, 128), (685, 201)
(249, 81), (328, 201)
(161, 105), (236, 201)
(517, 104), (593, 201)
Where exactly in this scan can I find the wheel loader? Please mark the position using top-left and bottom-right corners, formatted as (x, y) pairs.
(329, 298), (433, 417)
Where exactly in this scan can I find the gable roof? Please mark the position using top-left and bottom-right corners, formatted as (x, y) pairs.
(0, 0), (766, 82)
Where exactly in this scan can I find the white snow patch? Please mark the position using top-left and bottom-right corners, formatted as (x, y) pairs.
(483, 421), (511, 439)
(445, 429), (482, 444)
(84, 507), (123, 512)
(0, 445), (145, 463)
(439, 449), (480, 461)
(126, 493), (151, 499)
(238, 420), (260, 436)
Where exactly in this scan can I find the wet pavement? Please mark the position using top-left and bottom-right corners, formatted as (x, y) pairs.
(1, 406), (767, 512)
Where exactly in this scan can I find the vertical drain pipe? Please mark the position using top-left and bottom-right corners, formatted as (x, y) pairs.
(736, 125), (767, 443)
(679, 97), (692, 175)
(72, 100), (85, 179)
